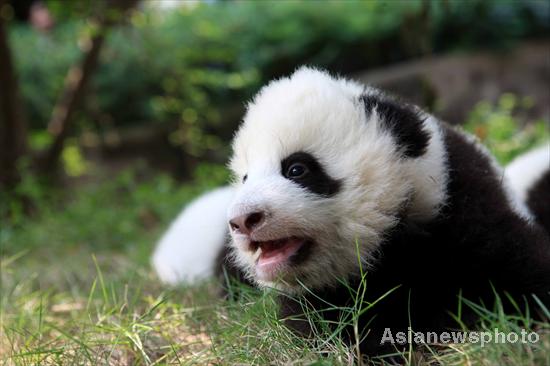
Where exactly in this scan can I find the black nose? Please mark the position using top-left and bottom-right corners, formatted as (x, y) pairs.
(229, 212), (265, 235)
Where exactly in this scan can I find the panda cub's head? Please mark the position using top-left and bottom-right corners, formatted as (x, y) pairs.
(227, 67), (448, 293)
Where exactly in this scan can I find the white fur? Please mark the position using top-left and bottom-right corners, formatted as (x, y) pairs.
(228, 67), (449, 293)
(402, 115), (448, 222)
(152, 186), (234, 285)
(505, 144), (550, 202)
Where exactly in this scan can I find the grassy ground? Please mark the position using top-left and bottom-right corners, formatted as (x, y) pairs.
(1, 100), (549, 365)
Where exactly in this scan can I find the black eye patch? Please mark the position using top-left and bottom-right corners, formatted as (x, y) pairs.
(281, 152), (341, 197)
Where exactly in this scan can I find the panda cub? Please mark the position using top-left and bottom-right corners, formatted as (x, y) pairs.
(153, 67), (550, 354)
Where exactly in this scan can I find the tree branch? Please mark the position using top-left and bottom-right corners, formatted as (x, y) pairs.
(41, 0), (139, 175)
(0, 0), (28, 189)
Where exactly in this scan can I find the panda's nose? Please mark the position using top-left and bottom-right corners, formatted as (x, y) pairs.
(229, 212), (265, 236)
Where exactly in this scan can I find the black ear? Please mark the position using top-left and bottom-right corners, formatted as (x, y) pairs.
(360, 94), (430, 158)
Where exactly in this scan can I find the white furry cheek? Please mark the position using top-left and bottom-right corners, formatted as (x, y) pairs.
(229, 236), (257, 264)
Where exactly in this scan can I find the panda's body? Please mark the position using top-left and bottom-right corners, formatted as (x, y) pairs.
(153, 68), (550, 355)
(527, 169), (550, 232)
(279, 122), (550, 354)
(506, 145), (550, 232)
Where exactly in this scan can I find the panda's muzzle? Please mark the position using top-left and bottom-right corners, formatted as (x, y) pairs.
(229, 211), (265, 236)
(253, 237), (309, 274)
(229, 211), (312, 275)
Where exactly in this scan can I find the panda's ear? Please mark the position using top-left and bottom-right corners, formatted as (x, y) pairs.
(360, 94), (430, 158)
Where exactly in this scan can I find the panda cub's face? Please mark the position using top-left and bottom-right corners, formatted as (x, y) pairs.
(227, 67), (445, 293)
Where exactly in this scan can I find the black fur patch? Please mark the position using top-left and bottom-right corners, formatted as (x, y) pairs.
(527, 169), (550, 233)
(219, 117), (550, 356)
(276, 124), (550, 355)
(361, 94), (430, 158)
(281, 152), (341, 197)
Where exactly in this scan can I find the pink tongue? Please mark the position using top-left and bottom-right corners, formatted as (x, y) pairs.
(257, 238), (304, 267)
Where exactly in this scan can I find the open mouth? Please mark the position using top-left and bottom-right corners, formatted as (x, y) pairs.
(251, 237), (309, 279)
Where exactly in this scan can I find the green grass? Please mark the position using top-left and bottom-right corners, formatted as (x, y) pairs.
(1, 101), (549, 365)
(2, 234), (549, 365)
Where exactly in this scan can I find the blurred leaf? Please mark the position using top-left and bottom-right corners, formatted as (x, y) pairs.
(61, 142), (88, 177)
(464, 94), (550, 164)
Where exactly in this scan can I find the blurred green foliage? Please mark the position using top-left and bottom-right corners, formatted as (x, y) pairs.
(464, 94), (549, 164)
(9, 0), (549, 161)
(0, 162), (229, 257)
